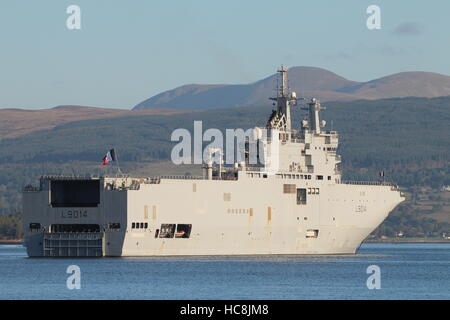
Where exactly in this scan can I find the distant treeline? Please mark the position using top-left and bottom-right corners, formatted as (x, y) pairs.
(0, 213), (22, 239)
(373, 196), (450, 238)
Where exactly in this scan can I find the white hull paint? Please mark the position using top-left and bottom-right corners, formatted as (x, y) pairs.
(23, 176), (403, 257)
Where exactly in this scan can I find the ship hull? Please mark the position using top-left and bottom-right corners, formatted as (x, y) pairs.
(22, 177), (404, 257)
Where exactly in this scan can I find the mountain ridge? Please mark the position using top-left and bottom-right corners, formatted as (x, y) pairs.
(133, 66), (450, 110)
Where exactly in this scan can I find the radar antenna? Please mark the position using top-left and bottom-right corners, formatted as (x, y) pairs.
(301, 98), (326, 134)
(267, 66), (298, 133)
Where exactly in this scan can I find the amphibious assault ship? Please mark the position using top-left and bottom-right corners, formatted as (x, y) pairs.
(22, 67), (404, 257)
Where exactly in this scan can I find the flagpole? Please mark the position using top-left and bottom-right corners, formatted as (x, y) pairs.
(114, 148), (123, 175)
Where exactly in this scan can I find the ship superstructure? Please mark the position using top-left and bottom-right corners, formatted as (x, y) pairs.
(22, 67), (404, 257)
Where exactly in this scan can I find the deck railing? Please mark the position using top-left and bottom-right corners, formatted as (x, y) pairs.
(340, 180), (399, 188)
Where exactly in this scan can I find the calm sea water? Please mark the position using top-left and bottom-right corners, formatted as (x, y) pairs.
(0, 243), (448, 300)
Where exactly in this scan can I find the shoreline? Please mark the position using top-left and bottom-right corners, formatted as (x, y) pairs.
(0, 240), (23, 245)
(1, 239), (449, 246)
(364, 238), (450, 244)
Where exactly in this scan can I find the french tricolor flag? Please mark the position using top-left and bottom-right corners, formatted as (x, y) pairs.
(102, 149), (116, 166)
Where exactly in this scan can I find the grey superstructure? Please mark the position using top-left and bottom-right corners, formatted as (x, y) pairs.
(22, 67), (404, 257)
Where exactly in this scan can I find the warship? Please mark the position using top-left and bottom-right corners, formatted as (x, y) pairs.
(22, 66), (404, 257)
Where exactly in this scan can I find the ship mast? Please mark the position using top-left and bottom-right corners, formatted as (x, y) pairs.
(267, 66), (297, 133)
(277, 66), (291, 131)
(301, 98), (326, 134)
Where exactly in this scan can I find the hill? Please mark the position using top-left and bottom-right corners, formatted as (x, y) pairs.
(0, 105), (188, 139)
(133, 66), (450, 110)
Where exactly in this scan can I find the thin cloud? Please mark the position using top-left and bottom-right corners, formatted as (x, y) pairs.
(392, 22), (424, 36)
(321, 44), (406, 61)
(322, 52), (353, 61)
(376, 44), (406, 56)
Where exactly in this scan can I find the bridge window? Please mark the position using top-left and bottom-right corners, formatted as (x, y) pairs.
(132, 222), (148, 229)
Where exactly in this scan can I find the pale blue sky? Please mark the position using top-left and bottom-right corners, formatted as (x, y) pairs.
(0, 0), (449, 109)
